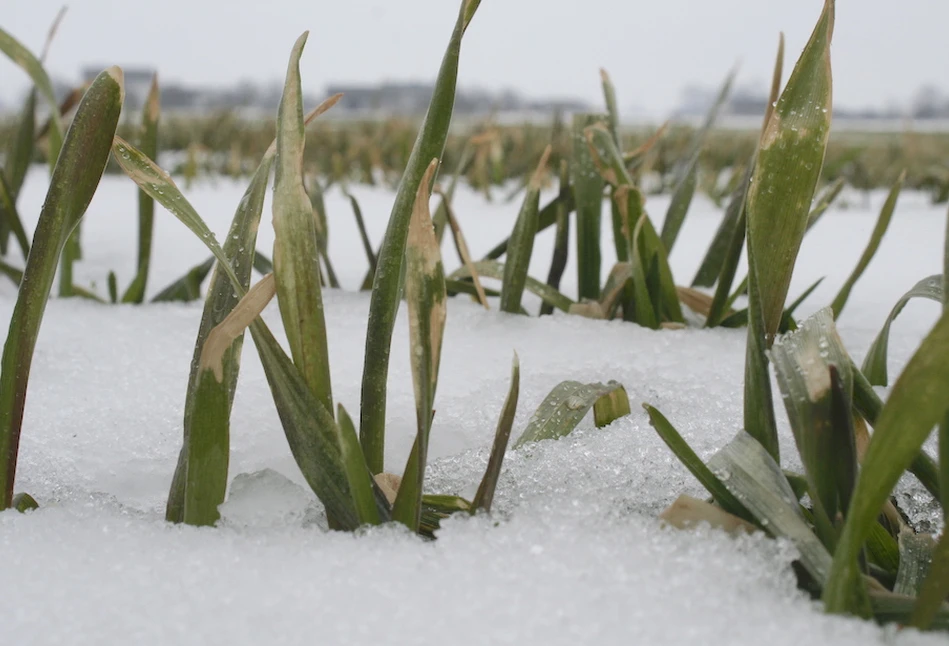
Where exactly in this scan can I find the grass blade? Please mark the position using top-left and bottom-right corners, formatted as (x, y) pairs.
(272, 34), (336, 415)
(860, 275), (942, 386)
(824, 309), (949, 616)
(501, 146), (550, 313)
(513, 380), (628, 449)
(165, 152), (272, 525)
(894, 530), (935, 597)
(360, 0), (480, 474)
(644, 405), (753, 522)
(0, 68), (123, 509)
(449, 260), (574, 312)
(342, 190), (378, 289)
(122, 75), (161, 304)
(829, 172), (904, 318)
(436, 188), (488, 309)
(150, 257), (215, 303)
(708, 430), (834, 585)
(472, 353), (520, 513)
(541, 161), (572, 317)
(392, 159), (446, 531)
(0, 27), (64, 170)
(910, 531), (949, 629)
(337, 404), (388, 526)
(0, 174), (30, 260)
(482, 191), (575, 261)
(572, 113), (606, 300)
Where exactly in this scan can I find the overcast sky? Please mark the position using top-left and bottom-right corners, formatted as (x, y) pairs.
(3, 1), (947, 115)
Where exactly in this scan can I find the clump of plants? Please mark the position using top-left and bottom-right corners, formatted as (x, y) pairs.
(643, 0), (949, 630)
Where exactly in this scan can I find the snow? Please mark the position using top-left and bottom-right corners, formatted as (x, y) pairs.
(0, 166), (945, 644)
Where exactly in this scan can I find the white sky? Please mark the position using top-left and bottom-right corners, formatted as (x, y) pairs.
(2, 1), (947, 115)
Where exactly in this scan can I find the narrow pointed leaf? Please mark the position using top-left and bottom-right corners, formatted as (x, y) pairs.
(360, 0), (481, 473)
(392, 159), (446, 531)
(501, 146), (550, 313)
(541, 160), (571, 316)
(449, 260), (575, 313)
(861, 275), (943, 386)
(513, 380), (627, 449)
(472, 353), (520, 513)
(830, 172), (903, 318)
(825, 309), (949, 615)
(0, 68), (123, 508)
(150, 257), (216, 303)
(572, 114), (606, 300)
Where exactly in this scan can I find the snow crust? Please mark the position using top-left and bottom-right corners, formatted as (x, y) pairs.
(0, 167), (945, 644)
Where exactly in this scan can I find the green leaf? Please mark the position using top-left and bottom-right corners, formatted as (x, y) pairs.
(830, 171), (903, 318)
(0, 68), (124, 509)
(708, 430), (835, 586)
(745, 0), (834, 342)
(0, 173), (30, 260)
(910, 530), (949, 630)
(894, 530), (935, 597)
(661, 68), (735, 253)
(861, 275), (943, 387)
(342, 190), (377, 288)
(572, 113), (607, 301)
(643, 405), (753, 522)
(392, 160), (447, 531)
(337, 404), (388, 526)
(482, 191), (575, 262)
(540, 161), (572, 317)
(165, 152), (272, 526)
(11, 492), (38, 512)
(513, 380), (628, 449)
(472, 353), (520, 513)
(825, 308), (949, 616)
(360, 0), (480, 474)
(770, 308), (855, 535)
(449, 260), (575, 313)
(501, 147), (550, 313)
(150, 257), (216, 303)
(0, 27), (63, 170)
(122, 74), (161, 304)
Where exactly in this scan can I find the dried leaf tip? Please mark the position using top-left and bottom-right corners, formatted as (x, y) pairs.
(599, 68), (610, 84)
(200, 274), (277, 382)
(530, 145), (553, 190)
(312, 93), (344, 120)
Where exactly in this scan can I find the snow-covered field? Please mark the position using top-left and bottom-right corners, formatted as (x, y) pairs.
(0, 166), (945, 645)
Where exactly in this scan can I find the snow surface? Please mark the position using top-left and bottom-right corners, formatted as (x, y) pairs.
(0, 166), (946, 645)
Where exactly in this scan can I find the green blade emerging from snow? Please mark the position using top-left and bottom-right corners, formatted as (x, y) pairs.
(0, 68), (124, 509)
(392, 160), (447, 531)
(861, 275), (943, 386)
(825, 309), (949, 617)
(360, 0), (480, 474)
(513, 380), (628, 449)
(472, 353), (520, 513)
(122, 75), (161, 304)
(501, 146), (550, 313)
(829, 172), (903, 319)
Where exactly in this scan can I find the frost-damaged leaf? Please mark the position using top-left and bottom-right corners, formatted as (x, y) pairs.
(746, 1), (833, 342)
(0, 27), (64, 169)
(861, 275), (943, 386)
(708, 431), (834, 586)
(435, 188), (488, 309)
(472, 353), (520, 513)
(392, 159), (446, 531)
(150, 257), (216, 303)
(123, 74), (161, 304)
(449, 260), (575, 313)
(572, 113), (606, 300)
(830, 172), (904, 319)
(771, 308), (855, 543)
(660, 495), (758, 535)
(166, 160), (273, 526)
(360, 0), (481, 474)
(501, 145), (550, 313)
(0, 68), (123, 509)
(593, 384), (631, 427)
(644, 405), (753, 522)
(513, 380), (628, 449)
(825, 309), (949, 617)
(199, 274), (276, 382)
(273, 34), (336, 415)
(744, 0), (834, 463)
